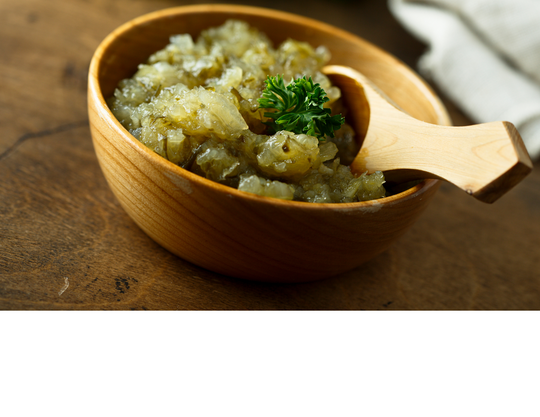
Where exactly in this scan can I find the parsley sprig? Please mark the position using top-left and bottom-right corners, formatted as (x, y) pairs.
(258, 75), (345, 140)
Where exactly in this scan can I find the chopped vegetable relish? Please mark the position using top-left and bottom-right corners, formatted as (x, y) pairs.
(108, 20), (385, 203)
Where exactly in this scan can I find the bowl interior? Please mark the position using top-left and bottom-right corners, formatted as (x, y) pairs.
(94, 5), (450, 128)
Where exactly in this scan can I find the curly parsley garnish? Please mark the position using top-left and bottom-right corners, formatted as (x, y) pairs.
(258, 75), (345, 140)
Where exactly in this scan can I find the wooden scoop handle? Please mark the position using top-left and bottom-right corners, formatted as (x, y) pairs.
(324, 65), (533, 203)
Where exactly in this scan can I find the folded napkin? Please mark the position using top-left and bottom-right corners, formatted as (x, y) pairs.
(389, 0), (540, 159)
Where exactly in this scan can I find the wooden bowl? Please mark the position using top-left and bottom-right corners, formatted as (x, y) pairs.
(88, 4), (450, 282)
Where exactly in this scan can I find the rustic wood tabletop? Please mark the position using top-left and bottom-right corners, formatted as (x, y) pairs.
(1, 0), (539, 310)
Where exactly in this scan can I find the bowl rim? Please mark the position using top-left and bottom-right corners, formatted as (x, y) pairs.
(88, 3), (446, 211)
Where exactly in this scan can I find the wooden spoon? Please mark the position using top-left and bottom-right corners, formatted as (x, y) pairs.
(323, 65), (533, 203)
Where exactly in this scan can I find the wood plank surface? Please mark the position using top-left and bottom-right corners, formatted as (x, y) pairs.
(1, 0), (539, 310)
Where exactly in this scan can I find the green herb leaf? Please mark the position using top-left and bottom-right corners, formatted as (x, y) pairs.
(258, 75), (345, 140)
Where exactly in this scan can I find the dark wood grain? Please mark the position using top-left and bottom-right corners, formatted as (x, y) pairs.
(1, 0), (538, 310)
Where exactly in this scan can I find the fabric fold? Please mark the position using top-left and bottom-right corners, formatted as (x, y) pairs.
(389, 0), (540, 159)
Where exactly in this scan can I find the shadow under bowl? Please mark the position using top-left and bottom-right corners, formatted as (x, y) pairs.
(88, 4), (449, 282)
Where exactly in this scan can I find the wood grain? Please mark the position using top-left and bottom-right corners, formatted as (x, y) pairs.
(1, 0), (539, 309)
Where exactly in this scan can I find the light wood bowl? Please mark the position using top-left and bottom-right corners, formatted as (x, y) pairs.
(88, 4), (450, 282)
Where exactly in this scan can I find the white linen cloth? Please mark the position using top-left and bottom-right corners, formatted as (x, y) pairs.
(389, 0), (540, 159)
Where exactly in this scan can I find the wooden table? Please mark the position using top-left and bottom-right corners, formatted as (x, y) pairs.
(1, 0), (539, 310)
